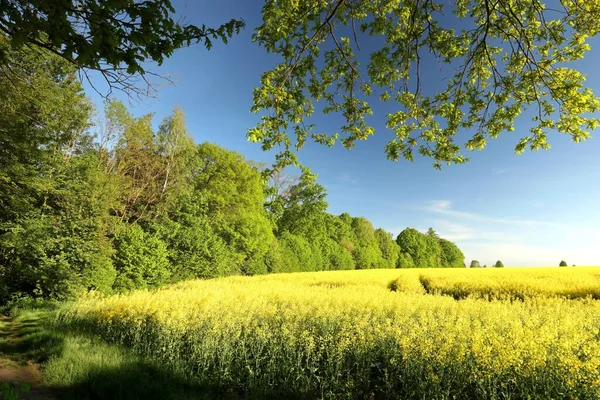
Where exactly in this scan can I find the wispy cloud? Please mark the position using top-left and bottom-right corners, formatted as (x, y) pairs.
(423, 200), (559, 227)
(432, 220), (475, 241)
(460, 241), (600, 267)
(338, 172), (359, 185)
(492, 168), (509, 174)
(421, 200), (600, 266)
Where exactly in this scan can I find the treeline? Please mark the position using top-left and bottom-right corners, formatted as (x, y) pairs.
(0, 37), (465, 303)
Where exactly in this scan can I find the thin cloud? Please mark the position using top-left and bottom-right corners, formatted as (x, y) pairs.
(338, 172), (359, 184)
(423, 200), (560, 227)
(421, 200), (600, 266)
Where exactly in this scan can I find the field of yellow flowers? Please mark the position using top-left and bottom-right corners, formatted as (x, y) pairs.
(59, 268), (600, 399)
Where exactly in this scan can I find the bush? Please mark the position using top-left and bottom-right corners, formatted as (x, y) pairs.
(559, 260), (568, 267)
(495, 260), (504, 268)
(112, 225), (170, 291)
(0, 213), (115, 301)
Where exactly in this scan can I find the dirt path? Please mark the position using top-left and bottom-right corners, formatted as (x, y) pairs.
(0, 316), (55, 400)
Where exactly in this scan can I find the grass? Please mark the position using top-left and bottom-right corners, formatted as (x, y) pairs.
(1, 303), (236, 399)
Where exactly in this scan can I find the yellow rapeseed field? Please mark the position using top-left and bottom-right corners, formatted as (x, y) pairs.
(59, 268), (600, 399)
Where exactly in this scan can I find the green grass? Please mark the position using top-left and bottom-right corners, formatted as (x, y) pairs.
(2, 304), (238, 400)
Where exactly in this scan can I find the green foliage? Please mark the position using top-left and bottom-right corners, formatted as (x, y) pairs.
(0, 212), (115, 300)
(112, 225), (170, 291)
(263, 239), (286, 274)
(495, 260), (505, 268)
(276, 173), (329, 237)
(193, 143), (276, 271)
(249, 0), (600, 172)
(439, 239), (466, 268)
(323, 238), (355, 270)
(0, 1), (244, 96)
(397, 252), (416, 268)
(0, 38), (115, 301)
(350, 217), (385, 269)
(0, 32), (469, 302)
(470, 260), (482, 268)
(278, 232), (318, 272)
(375, 229), (400, 268)
(151, 195), (236, 280)
(396, 228), (442, 268)
(560, 260), (568, 267)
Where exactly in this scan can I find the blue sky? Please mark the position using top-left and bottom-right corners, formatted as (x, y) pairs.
(84, 0), (600, 266)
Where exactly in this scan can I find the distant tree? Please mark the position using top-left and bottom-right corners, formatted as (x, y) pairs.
(438, 239), (465, 268)
(351, 217), (384, 269)
(150, 194), (236, 280)
(193, 143), (276, 273)
(559, 260), (568, 267)
(276, 173), (328, 238)
(494, 260), (504, 268)
(396, 228), (442, 268)
(397, 252), (415, 268)
(426, 227), (439, 239)
(470, 260), (481, 268)
(112, 224), (170, 291)
(375, 229), (400, 268)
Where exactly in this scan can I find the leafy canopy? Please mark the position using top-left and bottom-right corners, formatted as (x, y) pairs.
(249, 0), (600, 171)
(0, 0), (244, 97)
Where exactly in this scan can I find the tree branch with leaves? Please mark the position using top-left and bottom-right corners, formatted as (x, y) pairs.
(249, 0), (600, 172)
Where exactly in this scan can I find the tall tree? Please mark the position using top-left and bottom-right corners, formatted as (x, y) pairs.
(396, 228), (442, 268)
(249, 0), (600, 171)
(192, 143), (275, 273)
(0, 37), (116, 300)
(276, 173), (329, 237)
(375, 229), (400, 268)
(351, 217), (384, 269)
(439, 239), (466, 268)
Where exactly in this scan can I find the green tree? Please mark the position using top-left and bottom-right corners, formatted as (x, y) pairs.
(276, 173), (329, 238)
(351, 217), (384, 269)
(150, 194), (236, 280)
(397, 252), (415, 268)
(112, 224), (170, 291)
(193, 143), (275, 273)
(495, 260), (505, 268)
(0, 37), (116, 301)
(470, 260), (481, 268)
(559, 260), (568, 267)
(278, 232), (318, 272)
(396, 228), (441, 268)
(439, 239), (466, 268)
(249, 1), (600, 171)
(375, 229), (400, 268)
(0, 1), (243, 96)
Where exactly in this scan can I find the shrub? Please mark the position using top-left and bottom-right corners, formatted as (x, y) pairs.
(112, 225), (170, 291)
